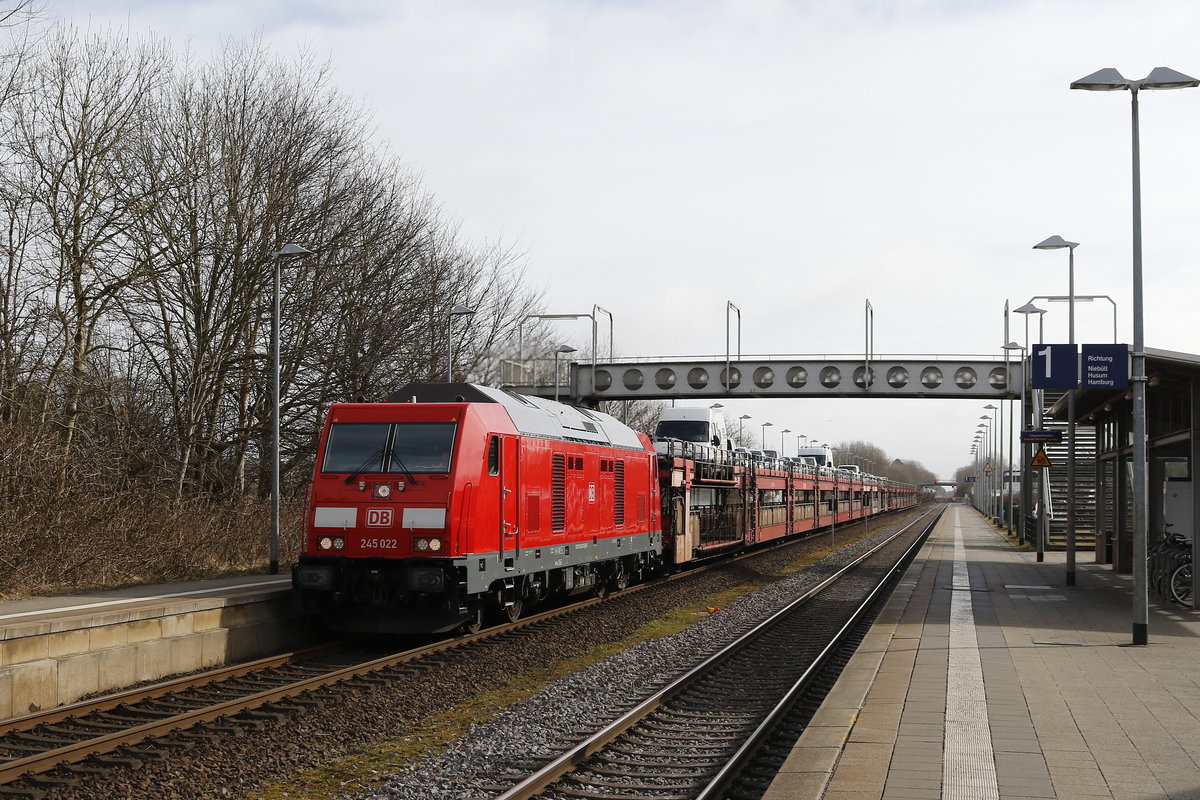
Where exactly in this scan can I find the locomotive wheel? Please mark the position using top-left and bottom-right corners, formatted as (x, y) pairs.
(460, 606), (484, 635)
(612, 565), (630, 592)
(503, 595), (524, 623)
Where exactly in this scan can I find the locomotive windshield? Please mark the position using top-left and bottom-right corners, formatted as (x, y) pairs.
(654, 420), (709, 443)
(323, 422), (457, 475)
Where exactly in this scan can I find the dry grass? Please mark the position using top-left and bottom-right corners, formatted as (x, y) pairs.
(0, 489), (304, 600)
(0, 417), (310, 599)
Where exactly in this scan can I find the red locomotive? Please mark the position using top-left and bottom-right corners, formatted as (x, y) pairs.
(292, 384), (662, 633)
(292, 384), (921, 634)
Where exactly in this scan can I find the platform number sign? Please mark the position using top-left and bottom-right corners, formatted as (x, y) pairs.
(1031, 344), (1078, 390)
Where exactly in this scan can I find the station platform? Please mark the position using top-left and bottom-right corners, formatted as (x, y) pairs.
(765, 503), (1200, 800)
(0, 574), (308, 719)
(0, 574), (291, 629)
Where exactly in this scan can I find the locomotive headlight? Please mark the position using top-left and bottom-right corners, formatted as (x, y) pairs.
(415, 538), (429, 551)
(333, 537), (345, 550)
(373, 483), (392, 499)
(428, 538), (443, 552)
(318, 536), (334, 551)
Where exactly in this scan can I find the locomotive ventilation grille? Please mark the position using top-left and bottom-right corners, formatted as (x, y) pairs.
(614, 459), (625, 526)
(552, 453), (566, 531)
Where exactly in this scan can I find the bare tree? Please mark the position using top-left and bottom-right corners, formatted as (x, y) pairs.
(9, 25), (169, 486)
(0, 20), (559, 594)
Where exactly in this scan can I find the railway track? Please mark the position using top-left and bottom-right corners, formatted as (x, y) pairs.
(0, 586), (638, 798)
(494, 505), (942, 800)
(0, 506), (926, 799)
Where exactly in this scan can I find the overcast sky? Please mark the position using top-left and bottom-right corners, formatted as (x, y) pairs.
(49, 0), (1200, 479)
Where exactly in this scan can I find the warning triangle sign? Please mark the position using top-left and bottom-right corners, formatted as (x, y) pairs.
(1030, 447), (1053, 469)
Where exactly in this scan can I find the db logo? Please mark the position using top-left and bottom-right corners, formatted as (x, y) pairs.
(366, 508), (393, 527)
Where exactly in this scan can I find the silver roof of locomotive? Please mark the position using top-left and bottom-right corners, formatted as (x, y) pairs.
(388, 383), (648, 451)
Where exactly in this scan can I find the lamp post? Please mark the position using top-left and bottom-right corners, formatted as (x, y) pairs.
(978, 428), (990, 515)
(591, 305), (613, 371)
(1033, 236), (1080, 585)
(796, 434), (804, 455)
(978, 419), (991, 516)
(971, 439), (979, 510)
(977, 440), (985, 512)
(1004, 342), (1026, 539)
(984, 405), (999, 520)
(447, 304), (476, 382)
(1072, 66), (1198, 645)
(781, 428), (791, 454)
(1016, 301), (1048, 561)
(972, 441), (980, 510)
(553, 345), (576, 402)
(270, 243), (314, 576)
(726, 301), (741, 391)
(739, 414), (751, 443)
(518, 313), (589, 364)
(761, 421), (772, 450)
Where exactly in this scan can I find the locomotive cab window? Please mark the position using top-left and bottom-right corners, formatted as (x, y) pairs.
(323, 422), (457, 475)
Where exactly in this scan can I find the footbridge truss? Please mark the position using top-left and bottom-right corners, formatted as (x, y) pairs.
(511, 356), (1023, 403)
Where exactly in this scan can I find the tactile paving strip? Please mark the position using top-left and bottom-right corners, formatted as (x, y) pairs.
(942, 521), (1000, 799)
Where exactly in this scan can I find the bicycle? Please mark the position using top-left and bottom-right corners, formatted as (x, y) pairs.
(1171, 554), (1194, 607)
(1148, 525), (1191, 601)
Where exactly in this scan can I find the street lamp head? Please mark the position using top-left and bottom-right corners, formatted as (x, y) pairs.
(1142, 66), (1200, 90)
(524, 313), (589, 321)
(1003, 341), (1024, 351)
(782, 428), (791, 434)
(274, 242), (314, 257)
(984, 404), (997, 410)
(710, 403), (724, 409)
(740, 414), (752, 420)
(763, 421), (773, 428)
(1071, 66), (1199, 92)
(555, 344), (577, 354)
(1071, 67), (1133, 91)
(1014, 301), (1046, 316)
(449, 304), (475, 316)
(1033, 235), (1079, 251)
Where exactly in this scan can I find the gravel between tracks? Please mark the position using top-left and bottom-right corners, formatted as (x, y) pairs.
(43, 511), (925, 800)
(361, 513), (924, 800)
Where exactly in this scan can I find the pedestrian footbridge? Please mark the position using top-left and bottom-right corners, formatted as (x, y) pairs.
(508, 355), (1023, 403)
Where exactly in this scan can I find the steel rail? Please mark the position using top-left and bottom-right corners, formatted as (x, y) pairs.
(494, 505), (943, 800)
(1, 645), (336, 735)
(695, 505), (943, 799)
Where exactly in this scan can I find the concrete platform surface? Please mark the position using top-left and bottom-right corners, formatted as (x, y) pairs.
(0, 574), (291, 630)
(765, 503), (1200, 800)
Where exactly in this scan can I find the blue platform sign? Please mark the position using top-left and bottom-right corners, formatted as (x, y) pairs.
(1031, 344), (1078, 389)
(1081, 344), (1129, 390)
